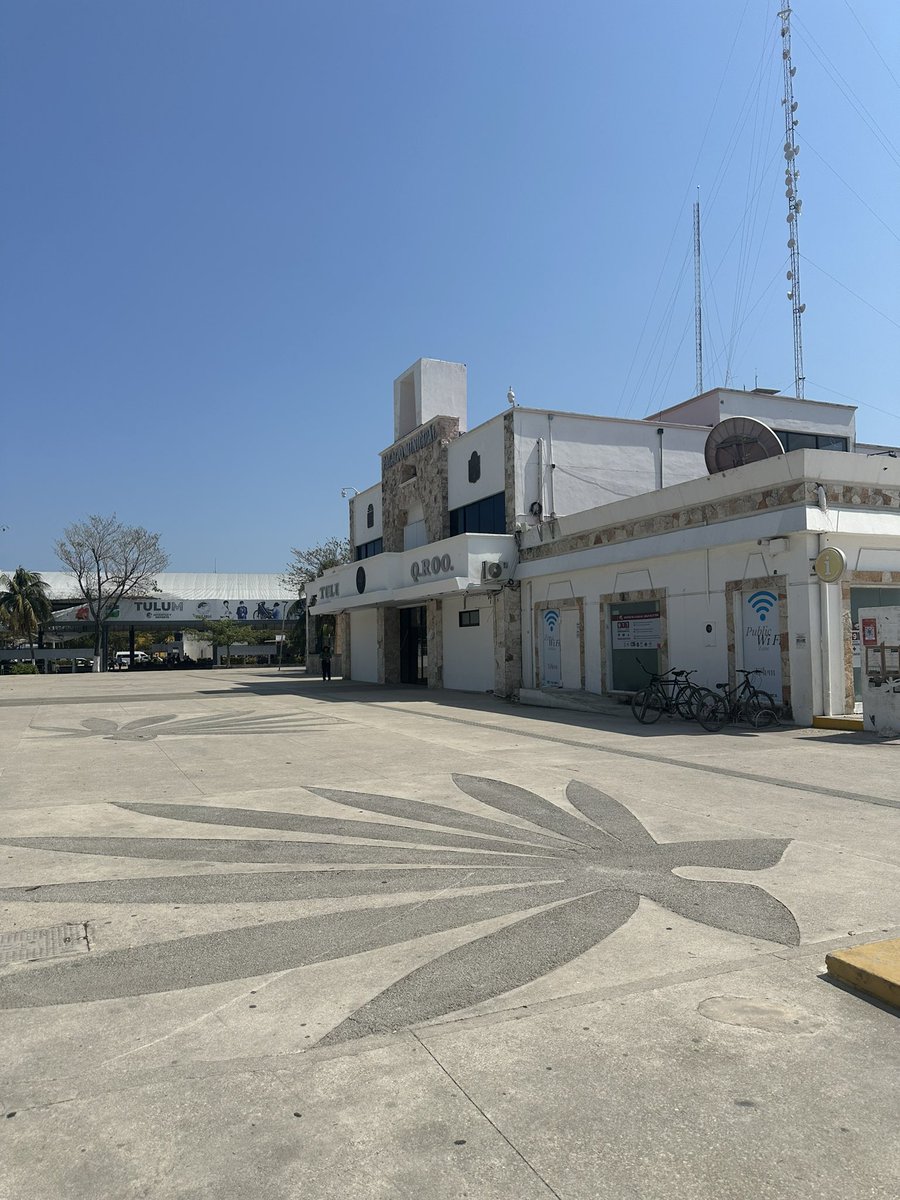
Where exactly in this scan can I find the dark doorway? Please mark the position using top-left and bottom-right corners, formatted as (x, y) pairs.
(399, 606), (428, 685)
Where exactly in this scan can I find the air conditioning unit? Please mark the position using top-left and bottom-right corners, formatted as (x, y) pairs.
(481, 559), (511, 583)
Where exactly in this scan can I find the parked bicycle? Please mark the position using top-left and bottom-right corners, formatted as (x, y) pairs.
(630, 663), (716, 724)
(696, 668), (779, 732)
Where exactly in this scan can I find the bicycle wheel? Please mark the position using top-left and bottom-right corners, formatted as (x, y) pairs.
(677, 684), (713, 721)
(631, 687), (664, 724)
(696, 693), (727, 732)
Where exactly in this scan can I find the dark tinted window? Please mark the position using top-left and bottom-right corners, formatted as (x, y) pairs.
(458, 610), (480, 627)
(448, 491), (506, 535)
(366, 504), (374, 528)
(355, 538), (383, 560)
(817, 435), (848, 451)
(775, 430), (848, 452)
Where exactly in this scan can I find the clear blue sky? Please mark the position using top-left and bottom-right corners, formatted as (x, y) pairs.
(2, 0), (898, 572)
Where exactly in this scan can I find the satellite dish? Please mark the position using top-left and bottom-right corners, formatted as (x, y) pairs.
(704, 417), (785, 474)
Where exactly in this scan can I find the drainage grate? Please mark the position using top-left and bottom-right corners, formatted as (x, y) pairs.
(0, 922), (90, 966)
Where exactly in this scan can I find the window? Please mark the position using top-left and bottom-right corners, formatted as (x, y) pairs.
(366, 503), (374, 529)
(403, 519), (427, 551)
(468, 451), (481, 483)
(449, 491), (506, 536)
(817, 435), (849, 452)
(355, 538), (383, 560)
(458, 610), (481, 627)
(774, 430), (848, 453)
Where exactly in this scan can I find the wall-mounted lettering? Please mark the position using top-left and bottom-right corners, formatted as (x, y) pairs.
(410, 554), (453, 583)
(382, 423), (439, 469)
(319, 582), (340, 600)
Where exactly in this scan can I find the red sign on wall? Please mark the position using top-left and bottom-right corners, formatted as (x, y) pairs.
(862, 617), (878, 646)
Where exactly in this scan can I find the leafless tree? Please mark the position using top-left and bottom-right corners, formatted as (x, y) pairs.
(55, 514), (169, 664)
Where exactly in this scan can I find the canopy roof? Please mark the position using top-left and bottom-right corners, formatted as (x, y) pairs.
(1, 571), (298, 602)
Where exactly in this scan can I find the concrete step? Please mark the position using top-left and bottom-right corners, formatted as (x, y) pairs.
(517, 687), (632, 717)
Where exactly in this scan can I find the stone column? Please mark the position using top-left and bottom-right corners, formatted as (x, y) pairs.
(426, 599), (443, 689)
(335, 612), (351, 680)
(378, 608), (401, 684)
(493, 583), (523, 699)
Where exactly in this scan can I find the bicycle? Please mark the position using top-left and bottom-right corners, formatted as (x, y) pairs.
(630, 663), (716, 724)
(696, 668), (779, 732)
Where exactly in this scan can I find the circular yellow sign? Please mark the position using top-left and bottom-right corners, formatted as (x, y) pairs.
(814, 546), (846, 583)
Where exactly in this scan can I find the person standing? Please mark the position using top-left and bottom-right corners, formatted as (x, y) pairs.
(321, 642), (332, 681)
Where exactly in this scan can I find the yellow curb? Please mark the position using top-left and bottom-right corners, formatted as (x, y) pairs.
(812, 715), (865, 731)
(825, 938), (900, 1010)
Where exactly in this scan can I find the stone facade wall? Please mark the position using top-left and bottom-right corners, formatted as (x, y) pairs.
(503, 410), (517, 533)
(426, 599), (443, 688)
(492, 582), (522, 698)
(336, 612), (350, 680)
(378, 607), (401, 684)
(380, 416), (460, 553)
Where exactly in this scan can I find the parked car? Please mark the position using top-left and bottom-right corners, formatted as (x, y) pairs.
(113, 651), (150, 669)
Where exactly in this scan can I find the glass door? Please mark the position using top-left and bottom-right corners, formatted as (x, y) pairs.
(609, 601), (661, 692)
(850, 587), (900, 702)
(399, 606), (428, 685)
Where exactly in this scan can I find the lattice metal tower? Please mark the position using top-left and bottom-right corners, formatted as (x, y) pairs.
(780, 6), (806, 398)
(693, 190), (703, 395)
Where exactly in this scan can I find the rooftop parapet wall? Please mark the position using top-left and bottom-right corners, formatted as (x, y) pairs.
(518, 450), (900, 564)
(647, 388), (856, 441)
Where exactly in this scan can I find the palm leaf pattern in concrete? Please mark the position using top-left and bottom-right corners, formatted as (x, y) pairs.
(0, 775), (799, 1039)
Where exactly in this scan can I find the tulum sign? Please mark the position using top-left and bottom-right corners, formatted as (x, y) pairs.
(410, 554), (454, 583)
(60, 598), (291, 624)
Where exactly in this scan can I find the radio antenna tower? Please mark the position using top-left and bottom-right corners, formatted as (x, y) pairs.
(693, 188), (703, 395)
(780, 6), (806, 398)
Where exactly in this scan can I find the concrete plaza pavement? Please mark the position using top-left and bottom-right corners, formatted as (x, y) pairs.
(0, 667), (898, 1199)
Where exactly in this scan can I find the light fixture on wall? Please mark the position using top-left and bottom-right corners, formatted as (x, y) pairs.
(340, 487), (360, 498)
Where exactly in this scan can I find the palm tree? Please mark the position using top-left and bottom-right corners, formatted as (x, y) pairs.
(0, 567), (53, 667)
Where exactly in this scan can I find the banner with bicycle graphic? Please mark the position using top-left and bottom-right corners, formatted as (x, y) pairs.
(57, 597), (294, 624)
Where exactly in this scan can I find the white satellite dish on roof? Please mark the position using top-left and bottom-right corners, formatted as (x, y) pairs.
(704, 417), (785, 474)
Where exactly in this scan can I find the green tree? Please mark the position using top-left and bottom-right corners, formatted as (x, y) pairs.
(0, 568), (53, 666)
(55, 513), (169, 666)
(285, 537), (349, 666)
(195, 619), (270, 667)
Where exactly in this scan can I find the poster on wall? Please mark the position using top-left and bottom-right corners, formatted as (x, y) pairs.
(612, 611), (661, 650)
(861, 617), (878, 646)
(741, 589), (782, 696)
(541, 609), (562, 687)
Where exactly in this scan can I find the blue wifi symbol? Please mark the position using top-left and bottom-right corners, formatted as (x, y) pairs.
(544, 609), (560, 633)
(748, 590), (777, 622)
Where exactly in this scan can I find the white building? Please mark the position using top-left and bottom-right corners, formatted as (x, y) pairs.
(313, 358), (898, 724)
